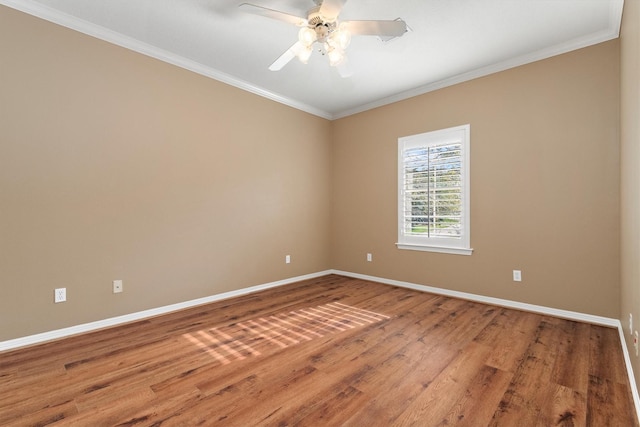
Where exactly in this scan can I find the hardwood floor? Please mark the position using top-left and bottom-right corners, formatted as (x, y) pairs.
(0, 274), (637, 426)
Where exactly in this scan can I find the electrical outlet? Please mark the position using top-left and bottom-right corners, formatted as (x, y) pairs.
(113, 280), (123, 294)
(54, 288), (66, 303)
(630, 313), (633, 337)
(285, 255), (291, 264)
(513, 270), (522, 282)
(634, 331), (639, 357)
(367, 253), (372, 262)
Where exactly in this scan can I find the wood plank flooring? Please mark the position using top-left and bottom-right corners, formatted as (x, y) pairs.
(0, 274), (637, 426)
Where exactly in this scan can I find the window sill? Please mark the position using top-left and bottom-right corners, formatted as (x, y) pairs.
(395, 243), (473, 256)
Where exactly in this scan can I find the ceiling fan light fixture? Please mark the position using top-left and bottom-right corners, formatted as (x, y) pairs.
(327, 46), (345, 66)
(297, 45), (313, 64)
(241, 1), (408, 74)
(298, 26), (317, 47)
(330, 24), (351, 50)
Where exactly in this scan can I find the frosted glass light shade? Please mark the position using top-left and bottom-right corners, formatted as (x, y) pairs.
(327, 47), (345, 66)
(297, 45), (313, 63)
(298, 27), (317, 47)
(331, 26), (351, 50)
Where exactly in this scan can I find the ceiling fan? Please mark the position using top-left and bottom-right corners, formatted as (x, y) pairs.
(238, 0), (408, 76)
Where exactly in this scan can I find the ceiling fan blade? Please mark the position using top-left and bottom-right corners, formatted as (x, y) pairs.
(319, 0), (347, 22)
(269, 41), (305, 71)
(343, 19), (408, 38)
(239, 3), (307, 26)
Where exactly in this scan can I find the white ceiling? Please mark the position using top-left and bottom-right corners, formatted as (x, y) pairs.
(2, 0), (624, 119)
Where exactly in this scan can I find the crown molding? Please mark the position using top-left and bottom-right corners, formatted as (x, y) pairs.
(332, 0), (624, 119)
(0, 0), (623, 121)
(0, 0), (334, 120)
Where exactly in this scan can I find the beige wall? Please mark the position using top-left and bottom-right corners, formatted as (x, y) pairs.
(0, 5), (625, 345)
(0, 6), (332, 341)
(621, 0), (640, 391)
(331, 40), (621, 318)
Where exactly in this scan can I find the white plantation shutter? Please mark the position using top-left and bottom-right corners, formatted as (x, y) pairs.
(402, 142), (462, 237)
(397, 125), (472, 255)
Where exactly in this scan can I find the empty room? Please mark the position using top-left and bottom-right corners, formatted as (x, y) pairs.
(1, 0), (639, 425)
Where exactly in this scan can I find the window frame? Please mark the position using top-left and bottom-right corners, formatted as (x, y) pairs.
(396, 124), (472, 256)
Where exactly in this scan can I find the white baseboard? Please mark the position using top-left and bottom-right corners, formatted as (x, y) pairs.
(0, 270), (332, 353)
(2, 268), (639, 423)
(330, 269), (640, 424)
(617, 322), (640, 424)
(330, 269), (619, 326)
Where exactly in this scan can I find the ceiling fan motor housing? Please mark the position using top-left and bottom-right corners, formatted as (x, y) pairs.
(307, 6), (337, 42)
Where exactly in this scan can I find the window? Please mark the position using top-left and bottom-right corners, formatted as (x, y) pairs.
(397, 124), (472, 255)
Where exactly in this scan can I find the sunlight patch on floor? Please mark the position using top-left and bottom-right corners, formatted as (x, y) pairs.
(182, 302), (390, 364)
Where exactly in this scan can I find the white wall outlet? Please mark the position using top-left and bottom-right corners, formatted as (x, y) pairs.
(367, 253), (372, 262)
(630, 313), (633, 336)
(513, 270), (522, 282)
(285, 255), (291, 264)
(634, 331), (639, 357)
(113, 280), (123, 294)
(54, 288), (66, 303)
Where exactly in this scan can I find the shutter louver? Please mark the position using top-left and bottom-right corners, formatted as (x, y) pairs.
(402, 141), (463, 239)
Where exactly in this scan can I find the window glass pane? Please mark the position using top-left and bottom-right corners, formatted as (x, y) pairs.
(402, 142), (462, 238)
